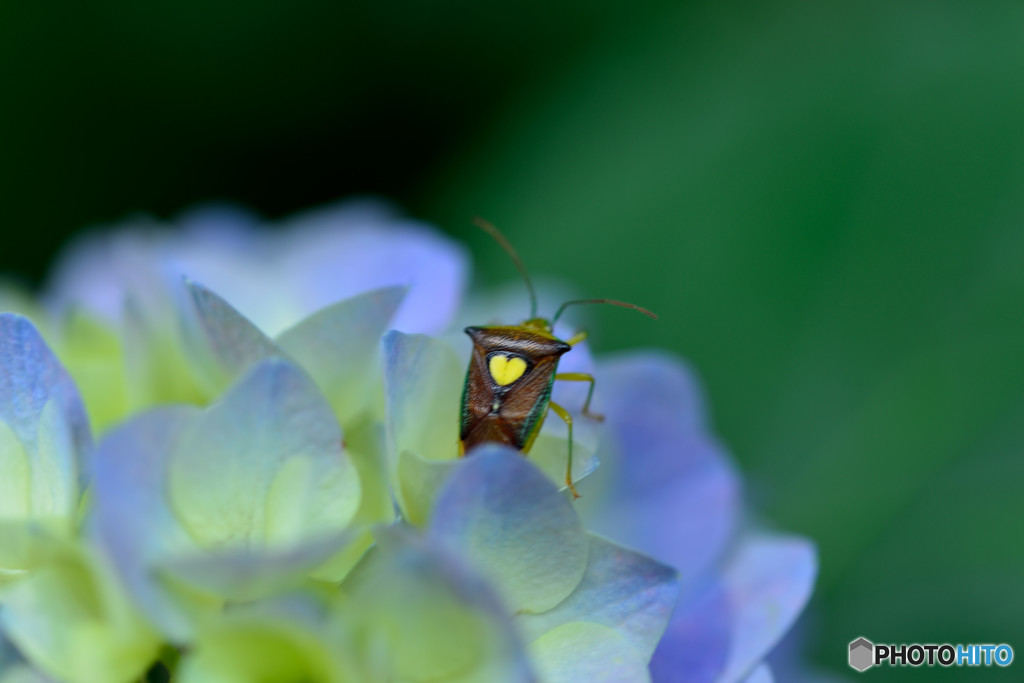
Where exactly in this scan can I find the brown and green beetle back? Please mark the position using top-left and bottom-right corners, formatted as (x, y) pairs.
(459, 325), (571, 455)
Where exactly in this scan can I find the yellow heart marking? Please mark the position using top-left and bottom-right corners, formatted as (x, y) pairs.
(489, 354), (528, 386)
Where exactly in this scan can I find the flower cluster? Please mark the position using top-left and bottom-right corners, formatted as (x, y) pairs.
(0, 202), (815, 682)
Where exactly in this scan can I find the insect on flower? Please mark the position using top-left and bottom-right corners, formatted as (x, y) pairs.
(459, 218), (657, 499)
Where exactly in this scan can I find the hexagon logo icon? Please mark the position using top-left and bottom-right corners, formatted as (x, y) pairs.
(849, 637), (874, 672)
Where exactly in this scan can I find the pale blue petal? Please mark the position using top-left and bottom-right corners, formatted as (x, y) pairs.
(276, 286), (406, 426)
(528, 622), (650, 683)
(0, 314), (89, 515)
(715, 536), (817, 683)
(282, 202), (468, 335)
(650, 536), (817, 683)
(46, 227), (169, 324)
(579, 352), (740, 592)
(741, 664), (773, 683)
(429, 445), (588, 614)
(179, 280), (281, 393)
(159, 531), (353, 602)
(168, 359), (360, 552)
(49, 202), (466, 337)
(650, 580), (729, 683)
(518, 535), (679, 661)
(90, 407), (207, 641)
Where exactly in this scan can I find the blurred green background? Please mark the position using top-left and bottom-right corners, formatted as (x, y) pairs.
(2, 0), (1022, 678)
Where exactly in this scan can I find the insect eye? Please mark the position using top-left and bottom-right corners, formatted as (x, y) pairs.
(486, 352), (530, 386)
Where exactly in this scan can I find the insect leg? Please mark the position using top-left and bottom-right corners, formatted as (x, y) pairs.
(549, 401), (579, 499)
(565, 330), (588, 346)
(554, 372), (604, 422)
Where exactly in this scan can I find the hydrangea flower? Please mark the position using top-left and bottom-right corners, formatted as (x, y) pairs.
(0, 201), (816, 682)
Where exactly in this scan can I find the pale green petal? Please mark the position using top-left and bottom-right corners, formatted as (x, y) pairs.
(528, 622), (650, 683)
(177, 615), (346, 683)
(430, 446), (588, 614)
(169, 359), (360, 552)
(53, 311), (128, 435)
(309, 420), (396, 582)
(382, 331), (463, 519)
(397, 449), (460, 526)
(341, 528), (532, 683)
(0, 421), (30, 519)
(517, 535), (679, 660)
(121, 298), (207, 409)
(0, 541), (159, 683)
(276, 286), (406, 427)
(0, 666), (56, 683)
(383, 331), (463, 463)
(528, 433), (599, 495)
(0, 524), (55, 582)
(181, 279), (282, 395)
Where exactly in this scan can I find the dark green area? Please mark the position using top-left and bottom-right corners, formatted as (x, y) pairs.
(3, 0), (1023, 678)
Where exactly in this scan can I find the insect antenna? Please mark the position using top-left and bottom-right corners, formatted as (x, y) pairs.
(551, 298), (658, 325)
(472, 216), (539, 319)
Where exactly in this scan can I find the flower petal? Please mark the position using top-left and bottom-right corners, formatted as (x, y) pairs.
(715, 536), (817, 682)
(177, 614), (344, 683)
(53, 310), (129, 435)
(180, 279), (282, 394)
(0, 665), (56, 683)
(650, 535), (817, 683)
(518, 535), (679, 661)
(0, 540), (159, 683)
(90, 406), (209, 640)
(281, 202), (468, 335)
(579, 352), (740, 592)
(527, 433), (600, 495)
(276, 286), (406, 427)
(741, 664), (773, 683)
(649, 580), (729, 683)
(46, 227), (170, 325)
(159, 531), (354, 602)
(341, 526), (532, 683)
(121, 295), (207, 410)
(382, 330), (463, 465)
(0, 314), (89, 523)
(382, 331), (464, 520)
(396, 449), (460, 526)
(528, 622), (650, 683)
(429, 445), (588, 614)
(168, 358), (360, 552)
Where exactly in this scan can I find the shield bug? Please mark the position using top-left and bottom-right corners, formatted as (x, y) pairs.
(460, 218), (656, 498)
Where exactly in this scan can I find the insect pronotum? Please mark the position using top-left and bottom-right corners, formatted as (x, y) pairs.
(458, 218), (657, 498)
